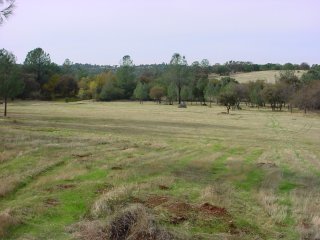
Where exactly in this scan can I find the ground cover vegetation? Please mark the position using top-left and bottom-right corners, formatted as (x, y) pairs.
(0, 101), (320, 239)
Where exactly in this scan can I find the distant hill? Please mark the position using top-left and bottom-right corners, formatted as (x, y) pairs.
(209, 70), (307, 83)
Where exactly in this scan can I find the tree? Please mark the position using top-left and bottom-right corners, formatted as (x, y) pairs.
(292, 81), (320, 113)
(0, 0), (15, 25)
(278, 70), (300, 88)
(191, 60), (209, 104)
(42, 74), (60, 99)
(205, 79), (220, 107)
(24, 48), (51, 86)
(62, 58), (74, 74)
(116, 55), (135, 99)
(301, 69), (320, 84)
(169, 53), (188, 104)
(19, 73), (40, 99)
(55, 75), (79, 98)
(0, 49), (24, 116)
(99, 80), (123, 101)
(167, 82), (177, 105)
(133, 82), (148, 104)
(149, 86), (164, 104)
(261, 83), (287, 111)
(218, 83), (238, 114)
(181, 85), (193, 103)
(120, 55), (133, 66)
(248, 80), (265, 107)
(300, 62), (310, 70)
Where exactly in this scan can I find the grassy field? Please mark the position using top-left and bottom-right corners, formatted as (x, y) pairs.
(209, 70), (307, 83)
(0, 101), (320, 239)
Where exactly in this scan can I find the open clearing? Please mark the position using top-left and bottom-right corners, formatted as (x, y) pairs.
(1, 101), (320, 239)
(209, 70), (307, 83)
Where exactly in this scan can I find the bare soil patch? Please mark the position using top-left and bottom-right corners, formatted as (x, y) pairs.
(44, 198), (59, 207)
(199, 202), (228, 217)
(145, 196), (169, 208)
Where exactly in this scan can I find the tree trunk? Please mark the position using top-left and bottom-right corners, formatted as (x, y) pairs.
(227, 105), (230, 114)
(4, 96), (7, 117)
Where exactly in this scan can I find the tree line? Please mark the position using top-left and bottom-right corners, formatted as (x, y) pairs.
(1, 47), (320, 116)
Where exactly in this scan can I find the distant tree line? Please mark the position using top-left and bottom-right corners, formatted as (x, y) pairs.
(1, 47), (320, 116)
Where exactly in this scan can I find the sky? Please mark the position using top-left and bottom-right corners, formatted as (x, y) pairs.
(1, 0), (320, 65)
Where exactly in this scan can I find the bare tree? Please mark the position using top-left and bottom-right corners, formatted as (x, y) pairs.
(0, 0), (15, 25)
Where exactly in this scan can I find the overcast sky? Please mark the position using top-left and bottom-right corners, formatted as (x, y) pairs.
(1, 0), (319, 65)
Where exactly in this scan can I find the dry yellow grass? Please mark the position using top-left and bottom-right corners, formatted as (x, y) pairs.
(209, 70), (307, 83)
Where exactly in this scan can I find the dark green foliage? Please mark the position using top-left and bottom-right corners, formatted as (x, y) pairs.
(218, 83), (239, 114)
(0, 49), (24, 116)
(301, 69), (320, 84)
(116, 56), (136, 99)
(99, 81), (123, 101)
(23, 48), (51, 86)
(168, 53), (189, 104)
(55, 75), (79, 98)
(248, 80), (265, 107)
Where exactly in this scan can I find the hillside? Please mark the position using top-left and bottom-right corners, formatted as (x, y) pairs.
(209, 70), (307, 83)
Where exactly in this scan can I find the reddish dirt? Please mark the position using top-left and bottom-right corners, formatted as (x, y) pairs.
(301, 220), (311, 229)
(56, 184), (76, 190)
(170, 215), (188, 224)
(228, 221), (240, 234)
(145, 196), (169, 208)
(165, 201), (193, 214)
(165, 201), (194, 224)
(44, 198), (59, 207)
(111, 166), (123, 170)
(72, 153), (92, 158)
(95, 184), (114, 194)
(130, 197), (145, 204)
(199, 203), (228, 217)
(257, 162), (277, 168)
(158, 185), (170, 190)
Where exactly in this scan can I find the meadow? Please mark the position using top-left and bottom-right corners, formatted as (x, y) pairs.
(0, 101), (320, 239)
(209, 70), (307, 83)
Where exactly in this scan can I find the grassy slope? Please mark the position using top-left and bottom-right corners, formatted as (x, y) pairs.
(209, 70), (307, 83)
(0, 101), (320, 239)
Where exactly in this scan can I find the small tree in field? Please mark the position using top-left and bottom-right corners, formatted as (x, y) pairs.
(149, 86), (164, 104)
(218, 83), (238, 114)
(292, 81), (320, 113)
(133, 82), (148, 104)
(0, 49), (24, 116)
(205, 79), (220, 107)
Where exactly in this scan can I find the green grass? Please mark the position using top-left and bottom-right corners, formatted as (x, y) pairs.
(236, 168), (265, 191)
(1, 101), (320, 239)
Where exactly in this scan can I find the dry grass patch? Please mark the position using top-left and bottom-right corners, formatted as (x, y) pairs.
(291, 189), (320, 239)
(0, 209), (20, 238)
